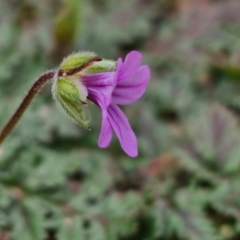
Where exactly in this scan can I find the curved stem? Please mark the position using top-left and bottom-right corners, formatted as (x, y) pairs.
(0, 70), (56, 145)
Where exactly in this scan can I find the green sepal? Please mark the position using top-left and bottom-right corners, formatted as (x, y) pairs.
(83, 59), (116, 74)
(60, 52), (98, 72)
(57, 77), (85, 103)
(52, 76), (90, 129)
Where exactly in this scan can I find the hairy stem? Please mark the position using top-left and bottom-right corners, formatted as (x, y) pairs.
(0, 70), (56, 145)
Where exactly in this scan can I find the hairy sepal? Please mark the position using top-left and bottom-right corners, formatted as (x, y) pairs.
(52, 76), (90, 129)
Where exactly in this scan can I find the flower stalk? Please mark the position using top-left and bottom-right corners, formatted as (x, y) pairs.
(0, 70), (55, 145)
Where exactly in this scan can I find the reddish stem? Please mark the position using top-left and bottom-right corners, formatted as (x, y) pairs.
(0, 70), (55, 145)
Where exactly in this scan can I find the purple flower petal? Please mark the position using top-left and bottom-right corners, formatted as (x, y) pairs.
(82, 72), (115, 108)
(113, 58), (122, 87)
(98, 109), (113, 148)
(80, 51), (150, 157)
(112, 65), (150, 105)
(107, 104), (138, 157)
(119, 51), (142, 81)
(83, 72), (115, 87)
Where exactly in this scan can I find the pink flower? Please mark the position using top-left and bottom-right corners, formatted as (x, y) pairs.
(83, 51), (150, 157)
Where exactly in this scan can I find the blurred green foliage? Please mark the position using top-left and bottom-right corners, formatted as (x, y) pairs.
(1, 0), (240, 239)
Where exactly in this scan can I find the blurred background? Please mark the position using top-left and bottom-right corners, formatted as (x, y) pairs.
(1, 0), (240, 239)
